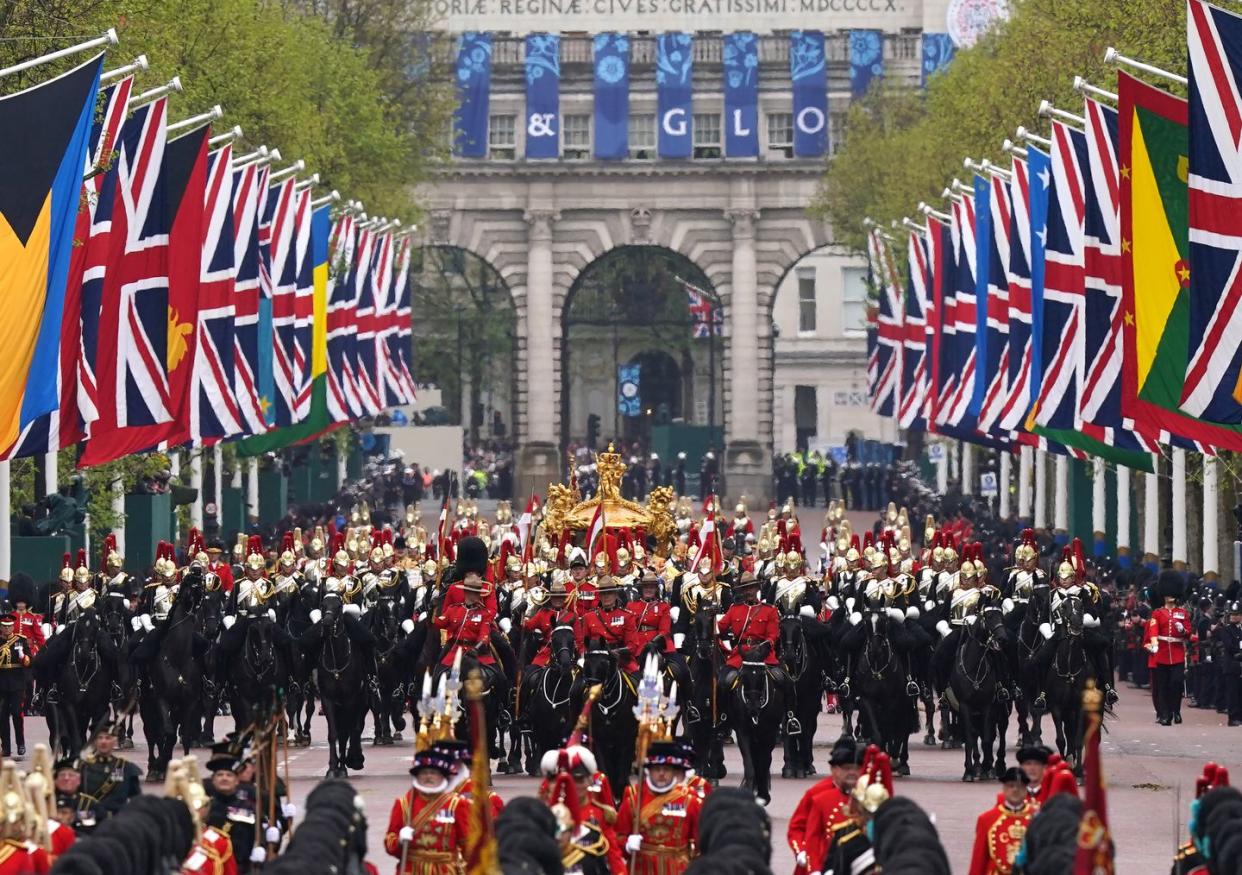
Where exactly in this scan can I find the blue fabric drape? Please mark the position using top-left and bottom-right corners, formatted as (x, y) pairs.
(453, 32), (492, 158)
(723, 32), (759, 158)
(657, 33), (693, 159)
(849, 29), (883, 98)
(790, 31), (827, 157)
(593, 33), (630, 160)
(524, 34), (560, 159)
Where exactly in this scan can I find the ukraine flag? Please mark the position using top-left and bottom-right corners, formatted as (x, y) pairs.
(0, 54), (103, 450)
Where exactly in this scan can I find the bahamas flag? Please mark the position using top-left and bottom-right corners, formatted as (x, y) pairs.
(0, 55), (103, 450)
(236, 203), (333, 455)
(1118, 71), (1242, 451)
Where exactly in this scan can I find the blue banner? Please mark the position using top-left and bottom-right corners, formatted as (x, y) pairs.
(525, 33), (560, 159)
(593, 33), (630, 160)
(618, 363), (641, 417)
(723, 32), (759, 158)
(921, 33), (956, 84)
(848, 29), (883, 99)
(657, 33), (693, 159)
(790, 31), (827, 158)
(454, 33), (491, 158)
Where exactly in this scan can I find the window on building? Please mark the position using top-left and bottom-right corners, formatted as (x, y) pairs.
(693, 112), (722, 159)
(797, 268), (817, 333)
(794, 385), (818, 452)
(629, 114), (656, 160)
(488, 114), (516, 160)
(563, 114), (591, 159)
(841, 266), (869, 334)
(767, 112), (794, 158)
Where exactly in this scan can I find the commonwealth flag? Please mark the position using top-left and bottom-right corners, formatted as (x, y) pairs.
(0, 55), (103, 450)
(1119, 71), (1242, 450)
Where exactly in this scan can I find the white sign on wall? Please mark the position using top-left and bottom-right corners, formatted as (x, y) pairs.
(430, 0), (921, 34)
(979, 471), (998, 497)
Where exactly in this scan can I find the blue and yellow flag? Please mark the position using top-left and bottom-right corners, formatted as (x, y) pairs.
(0, 54), (103, 449)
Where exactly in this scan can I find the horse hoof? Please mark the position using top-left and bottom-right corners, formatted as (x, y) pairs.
(496, 761), (511, 775)
(781, 767), (794, 779)
(895, 762), (911, 777)
(941, 741), (953, 750)
(962, 771), (974, 782)
(346, 756), (365, 771)
(393, 732), (403, 742)
(923, 734), (936, 747)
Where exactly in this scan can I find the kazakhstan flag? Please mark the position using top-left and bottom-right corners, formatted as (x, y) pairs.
(0, 54), (103, 450)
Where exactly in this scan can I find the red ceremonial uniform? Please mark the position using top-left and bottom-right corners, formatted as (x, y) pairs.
(46, 820), (74, 864)
(523, 607), (582, 668)
(1147, 606), (1193, 665)
(383, 790), (467, 875)
(581, 607), (640, 672)
(717, 602), (779, 668)
(796, 783), (853, 875)
(442, 582), (499, 615)
(787, 778), (849, 875)
(208, 561), (235, 592)
(627, 600), (674, 654)
(0, 840), (48, 875)
(181, 825), (237, 875)
(967, 799), (1036, 875)
(455, 778), (504, 820)
(570, 581), (598, 615)
(615, 783), (701, 875)
(432, 604), (496, 668)
(13, 611), (44, 655)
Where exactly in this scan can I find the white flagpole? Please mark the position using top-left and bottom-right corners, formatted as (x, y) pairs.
(1116, 465), (1132, 565)
(1091, 458), (1106, 553)
(213, 444), (224, 529)
(167, 104), (222, 136)
(169, 451), (182, 544)
(1018, 446), (1033, 521)
(0, 29), (117, 79)
(1104, 47), (1188, 87)
(1053, 456), (1069, 538)
(999, 452), (1011, 519)
(312, 190), (341, 209)
(247, 458), (259, 523)
(100, 54), (147, 86)
(1203, 456), (1219, 580)
(1073, 76), (1118, 102)
(209, 125), (242, 148)
(111, 477), (126, 558)
(1034, 449), (1048, 531)
(1171, 449), (1187, 568)
(0, 462), (10, 580)
(127, 76), (182, 110)
(189, 449), (204, 530)
(1038, 100), (1086, 128)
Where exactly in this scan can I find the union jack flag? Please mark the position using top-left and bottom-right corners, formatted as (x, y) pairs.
(265, 177), (299, 427)
(897, 230), (929, 430)
(942, 194), (978, 431)
(390, 237), (418, 403)
(327, 213), (363, 422)
(1031, 120), (1087, 432)
(998, 155), (1036, 433)
(190, 143), (241, 442)
(867, 228), (903, 416)
(684, 279), (721, 337)
(925, 214), (952, 430)
(292, 188), (315, 419)
(231, 160), (269, 434)
(5, 75), (135, 458)
(1183, 0), (1242, 423)
(369, 230), (402, 409)
(976, 173), (1013, 437)
(351, 225), (382, 415)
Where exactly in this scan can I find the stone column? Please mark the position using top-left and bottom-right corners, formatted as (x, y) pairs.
(1018, 445), (1033, 521)
(1203, 455), (1219, 580)
(44, 450), (57, 495)
(1116, 465), (1132, 566)
(723, 208), (771, 502)
(0, 462), (9, 579)
(189, 449), (203, 530)
(961, 443), (974, 495)
(999, 451), (1011, 519)
(1034, 449), (1048, 532)
(112, 478), (125, 557)
(1092, 458), (1106, 556)
(815, 384), (832, 449)
(1172, 448), (1187, 568)
(246, 458), (259, 522)
(516, 209), (562, 499)
(1053, 455), (1069, 541)
(1144, 469), (1160, 565)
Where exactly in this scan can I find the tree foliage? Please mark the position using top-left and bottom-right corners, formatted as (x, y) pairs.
(814, 0), (1186, 254)
(0, 0), (450, 221)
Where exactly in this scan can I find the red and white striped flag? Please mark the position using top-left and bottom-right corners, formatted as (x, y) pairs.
(691, 506), (718, 573)
(586, 502), (606, 560)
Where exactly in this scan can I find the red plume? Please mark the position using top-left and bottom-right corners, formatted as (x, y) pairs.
(76, 548), (87, 569)
(282, 531), (295, 553)
(331, 532), (345, 555)
(61, 552), (71, 570)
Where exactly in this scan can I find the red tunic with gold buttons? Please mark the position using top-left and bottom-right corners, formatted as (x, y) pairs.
(524, 608), (581, 668)
(581, 607), (640, 672)
(1147, 607), (1193, 665)
(181, 825), (237, 875)
(433, 604), (496, 668)
(800, 784), (853, 875)
(383, 790), (466, 875)
(13, 611), (44, 655)
(717, 602), (779, 669)
(615, 783), (701, 875)
(627, 600), (674, 654)
(0, 840), (48, 875)
(967, 799), (1037, 875)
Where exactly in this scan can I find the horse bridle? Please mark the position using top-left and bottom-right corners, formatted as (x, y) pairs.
(738, 660), (770, 722)
(583, 649), (627, 716)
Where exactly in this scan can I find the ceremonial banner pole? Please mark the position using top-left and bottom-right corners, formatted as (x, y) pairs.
(100, 54), (148, 86)
(1116, 466), (1131, 567)
(961, 443), (974, 495)
(1143, 468), (1160, 567)
(1034, 450), (1048, 531)
(1203, 456), (1218, 581)
(111, 478), (125, 558)
(1053, 456), (1069, 542)
(1092, 458), (1106, 556)
(1018, 446), (1032, 522)
(0, 462), (10, 579)
(1172, 449), (1187, 569)
(189, 449), (204, 530)
(0, 29), (116, 79)
(999, 452), (1011, 519)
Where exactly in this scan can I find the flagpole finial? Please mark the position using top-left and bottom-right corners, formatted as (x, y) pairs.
(1016, 126), (1053, 148)
(209, 126), (242, 147)
(1104, 46), (1188, 86)
(1038, 99), (1087, 127)
(963, 157), (985, 173)
(1001, 138), (1026, 158)
(1073, 75), (1119, 102)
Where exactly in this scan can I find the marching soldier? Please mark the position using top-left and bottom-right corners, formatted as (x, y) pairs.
(616, 741), (701, 875)
(1213, 601), (1242, 726)
(204, 742), (265, 872)
(1147, 570), (1194, 726)
(717, 572), (799, 735)
(0, 614), (30, 758)
(78, 723), (142, 824)
(6, 574), (43, 718)
(967, 767), (1037, 875)
(788, 737), (863, 875)
(384, 748), (467, 875)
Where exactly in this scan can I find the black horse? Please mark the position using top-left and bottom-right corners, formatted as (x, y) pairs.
(520, 624), (577, 777)
(141, 580), (205, 782)
(778, 615), (827, 779)
(686, 604), (726, 782)
(46, 610), (117, 758)
(284, 577), (322, 746)
(367, 597), (408, 746)
(852, 610), (917, 776)
(947, 607), (1010, 782)
(1014, 583), (1052, 746)
(725, 656), (784, 806)
(228, 614), (291, 734)
(304, 595), (369, 777)
(1041, 591), (1089, 773)
(195, 584), (228, 746)
(575, 638), (637, 805)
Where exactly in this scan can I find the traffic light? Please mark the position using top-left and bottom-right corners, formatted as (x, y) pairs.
(587, 414), (600, 449)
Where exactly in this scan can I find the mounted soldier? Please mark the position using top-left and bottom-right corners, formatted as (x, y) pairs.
(628, 571), (691, 696)
(717, 572), (798, 735)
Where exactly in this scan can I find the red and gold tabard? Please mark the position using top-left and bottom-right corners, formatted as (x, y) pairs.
(383, 790), (466, 875)
(181, 826), (237, 875)
(46, 820), (74, 865)
(967, 799), (1037, 875)
(0, 839), (49, 875)
(800, 786), (853, 874)
(615, 783), (701, 875)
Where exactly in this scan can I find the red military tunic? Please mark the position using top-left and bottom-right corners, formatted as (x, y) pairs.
(581, 607), (640, 672)
(967, 799), (1037, 875)
(799, 784), (853, 875)
(524, 608), (581, 668)
(787, 778), (849, 875)
(13, 611), (44, 655)
(46, 820), (74, 865)
(615, 783), (701, 875)
(432, 604), (496, 668)
(455, 778), (504, 820)
(570, 581), (598, 615)
(181, 825), (237, 875)
(0, 840), (48, 875)
(717, 602), (779, 669)
(1147, 606), (1193, 665)
(383, 790), (467, 875)
(442, 582), (499, 615)
(627, 600), (674, 654)
(208, 561), (235, 592)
